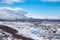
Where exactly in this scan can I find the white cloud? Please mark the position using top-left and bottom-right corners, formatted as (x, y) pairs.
(40, 0), (60, 2)
(0, 7), (24, 11)
(0, 0), (60, 4)
(0, 0), (24, 4)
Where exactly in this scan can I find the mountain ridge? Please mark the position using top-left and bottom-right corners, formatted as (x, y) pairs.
(0, 7), (60, 20)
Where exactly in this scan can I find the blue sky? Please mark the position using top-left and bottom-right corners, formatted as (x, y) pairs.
(0, 0), (60, 18)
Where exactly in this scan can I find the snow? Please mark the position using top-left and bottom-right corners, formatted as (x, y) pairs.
(0, 7), (60, 40)
(0, 21), (60, 40)
(0, 8), (28, 20)
(0, 21), (45, 40)
(0, 7), (60, 20)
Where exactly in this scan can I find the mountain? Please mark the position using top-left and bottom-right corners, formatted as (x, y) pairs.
(0, 8), (30, 20)
(0, 7), (60, 21)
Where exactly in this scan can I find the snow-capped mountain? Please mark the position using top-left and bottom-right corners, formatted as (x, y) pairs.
(0, 8), (29, 20)
(0, 7), (60, 20)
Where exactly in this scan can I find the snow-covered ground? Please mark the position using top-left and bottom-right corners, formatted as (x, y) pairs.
(0, 21), (60, 40)
(0, 21), (45, 40)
